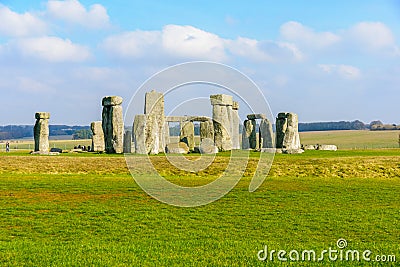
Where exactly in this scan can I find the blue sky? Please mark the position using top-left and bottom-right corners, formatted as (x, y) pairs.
(0, 0), (399, 124)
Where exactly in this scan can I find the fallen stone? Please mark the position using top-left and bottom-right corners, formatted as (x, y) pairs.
(50, 148), (62, 153)
(317, 144), (337, 151)
(166, 142), (189, 154)
(302, 144), (316, 150)
(199, 138), (219, 154)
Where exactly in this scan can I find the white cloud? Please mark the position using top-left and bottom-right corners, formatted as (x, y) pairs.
(280, 21), (340, 49)
(162, 25), (226, 61)
(319, 64), (361, 80)
(15, 36), (91, 62)
(101, 25), (302, 63)
(101, 30), (161, 58)
(46, 0), (110, 29)
(346, 22), (398, 54)
(226, 37), (273, 61)
(0, 5), (47, 37)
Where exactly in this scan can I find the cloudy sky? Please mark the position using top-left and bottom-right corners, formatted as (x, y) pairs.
(0, 0), (399, 125)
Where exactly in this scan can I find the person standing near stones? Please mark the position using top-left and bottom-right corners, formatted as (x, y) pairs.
(5, 141), (10, 152)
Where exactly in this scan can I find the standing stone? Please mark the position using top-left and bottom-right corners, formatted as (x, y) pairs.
(102, 96), (124, 154)
(123, 130), (132, 153)
(259, 118), (274, 148)
(34, 112), (50, 153)
(144, 90), (165, 153)
(200, 120), (214, 141)
(231, 101), (240, 149)
(180, 121), (195, 151)
(276, 112), (301, 150)
(242, 119), (256, 149)
(90, 121), (104, 152)
(133, 114), (159, 155)
(210, 94), (233, 151)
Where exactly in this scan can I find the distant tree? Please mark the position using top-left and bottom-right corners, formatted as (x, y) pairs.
(370, 120), (383, 127)
(72, 129), (93, 140)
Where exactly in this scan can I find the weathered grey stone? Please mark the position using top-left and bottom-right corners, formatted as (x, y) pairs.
(200, 120), (214, 141)
(144, 114), (159, 155)
(302, 144), (316, 150)
(90, 121), (105, 152)
(102, 96), (124, 153)
(317, 144), (337, 151)
(283, 148), (304, 154)
(144, 90), (165, 152)
(259, 118), (274, 148)
(102, 96), (123, 106)
(166, 142), (189, 154)
(241, 120), (250, 149)
(231, 102), (240, 149)
(276, 112), (301, 150)
(180, 121), (195, 151)
(211, 94), (233, 151)
(165, 116), (187, 122)
(133, 114), (159, 155)
(199, 138), (219, 154)
(34, 112), (50, 153)
(247, 113), (267, 120)
(242, 119), (256, 149)
(123, 130), (132, 153)
(210, 94), (233, 106)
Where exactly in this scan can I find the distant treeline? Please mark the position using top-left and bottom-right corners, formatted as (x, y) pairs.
(298, 120), (366, 132)
(0, 125), (90, 140)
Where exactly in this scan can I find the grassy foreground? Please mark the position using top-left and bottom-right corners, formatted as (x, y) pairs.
(0, 150), (399, 266)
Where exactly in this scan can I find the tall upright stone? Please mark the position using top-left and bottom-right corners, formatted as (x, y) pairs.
(123, 130), (132, 153)
(200, 120), (214, 141)
(144, 90), (165, 153)
(90, 121), (104, 152)
(231, 101), (240, 149)
(133, 114), (159, 155)
(259, 118), (274, 148)
(102, 96), (124, 154)
(210, 94), (233, 151)
(34, 112), (50, 153)
(276, 112), (301, 150)
(180, 121), (195, 151)
(242, 119), (256, 149)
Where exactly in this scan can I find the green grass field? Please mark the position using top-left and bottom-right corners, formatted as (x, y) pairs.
(300, 130), (400, 149)
(0, 148), (399, 266)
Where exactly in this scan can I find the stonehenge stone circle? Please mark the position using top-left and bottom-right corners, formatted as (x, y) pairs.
(276, 112), (301, 152)
(210, 94), (233, 151)
(90, 121), (105, 152)
(144, 90), (166, 153)
(133, 114), (159, 155)
(34, 112), (50, 153)
(102, 96), (124, 154)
